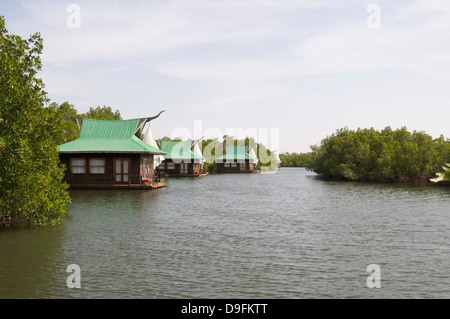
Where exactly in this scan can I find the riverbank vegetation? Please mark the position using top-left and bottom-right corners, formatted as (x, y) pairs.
(49, 101), (122, 144)
(282, 127), (450, 183)
(279, 152), (314, 168)
(0, 17), (71, 228)
(0, 17), (123, 228)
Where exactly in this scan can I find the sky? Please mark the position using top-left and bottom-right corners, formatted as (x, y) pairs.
(1, 0), (449, 153)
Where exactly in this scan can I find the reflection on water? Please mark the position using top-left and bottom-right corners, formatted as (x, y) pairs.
(1, 168), (450, 298)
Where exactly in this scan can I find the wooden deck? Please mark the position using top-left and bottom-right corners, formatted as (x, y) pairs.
(166, 172), (209, 178)
(68, 182), (169, 189)
(151, 181), (169, 189)
(215, 170), (257, 174)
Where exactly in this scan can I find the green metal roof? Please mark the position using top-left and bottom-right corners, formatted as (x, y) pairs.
(58, 118), (166, 154)
(159, 140), (205, 160)
(215, 146), (252, 161)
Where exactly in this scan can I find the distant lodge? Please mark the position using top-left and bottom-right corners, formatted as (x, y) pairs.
(216, 146), (258, 173)
(58, 112), (168, 189)
(156, 139), (207, 177)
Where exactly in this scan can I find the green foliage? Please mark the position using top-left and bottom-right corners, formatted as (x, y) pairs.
(47, 102), (123, 144)
(158, 136), (277, 171)
(305, 126), (450, 183)
(206, 136), (277, 169)
(279, 152), (316, 168)
(83, 105), (121, 121)
(0, 16), (70, 228)
(430, 163), (450, 183)
(161, 136), (181, 141)
(200, 138), (221, 172)
(47, 101), (80, 144)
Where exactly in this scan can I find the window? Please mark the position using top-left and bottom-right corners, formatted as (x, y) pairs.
(240, 162), (246, 171)
(90, 158), (105, 174)
(180, 162), (188, 175)
(71, 158), (86, 174)
(167, 162), (175, 170)
(231, 162), (237, 168)
(224, 163), (230, 168)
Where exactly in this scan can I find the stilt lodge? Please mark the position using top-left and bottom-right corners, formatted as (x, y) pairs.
(215, 146), (258, 173)
(58, 111), (168, 189)
(157, 139), (206, 177)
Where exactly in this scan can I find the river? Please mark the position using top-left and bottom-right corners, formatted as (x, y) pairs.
(1, 168), (449, 298)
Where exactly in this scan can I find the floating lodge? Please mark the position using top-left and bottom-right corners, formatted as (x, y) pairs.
(156, 139), (207, 177)
(215, 146), (258, 173)
(58, 112), (168, 189)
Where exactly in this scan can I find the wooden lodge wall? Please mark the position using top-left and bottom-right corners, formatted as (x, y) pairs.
(158, 160), (201, 176)
(216, 160), (254, 173)
(59, 153), (154, 187)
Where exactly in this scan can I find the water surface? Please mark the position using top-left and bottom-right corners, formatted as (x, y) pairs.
(1, 168), (449, 298)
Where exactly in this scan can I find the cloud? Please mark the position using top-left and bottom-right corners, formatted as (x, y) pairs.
(20, 0), (294, 65)
(16, 0), (450, 82)
(136, 0), (450, 87)
(17, 0), (360, 65)
(8, 0), (450, 152)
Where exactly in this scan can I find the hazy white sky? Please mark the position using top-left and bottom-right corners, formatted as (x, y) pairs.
(1, 0), (449, 152)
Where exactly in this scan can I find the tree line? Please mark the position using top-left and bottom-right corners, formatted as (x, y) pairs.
(279, 152), (314, 168)
(282, 127), (450, 183)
